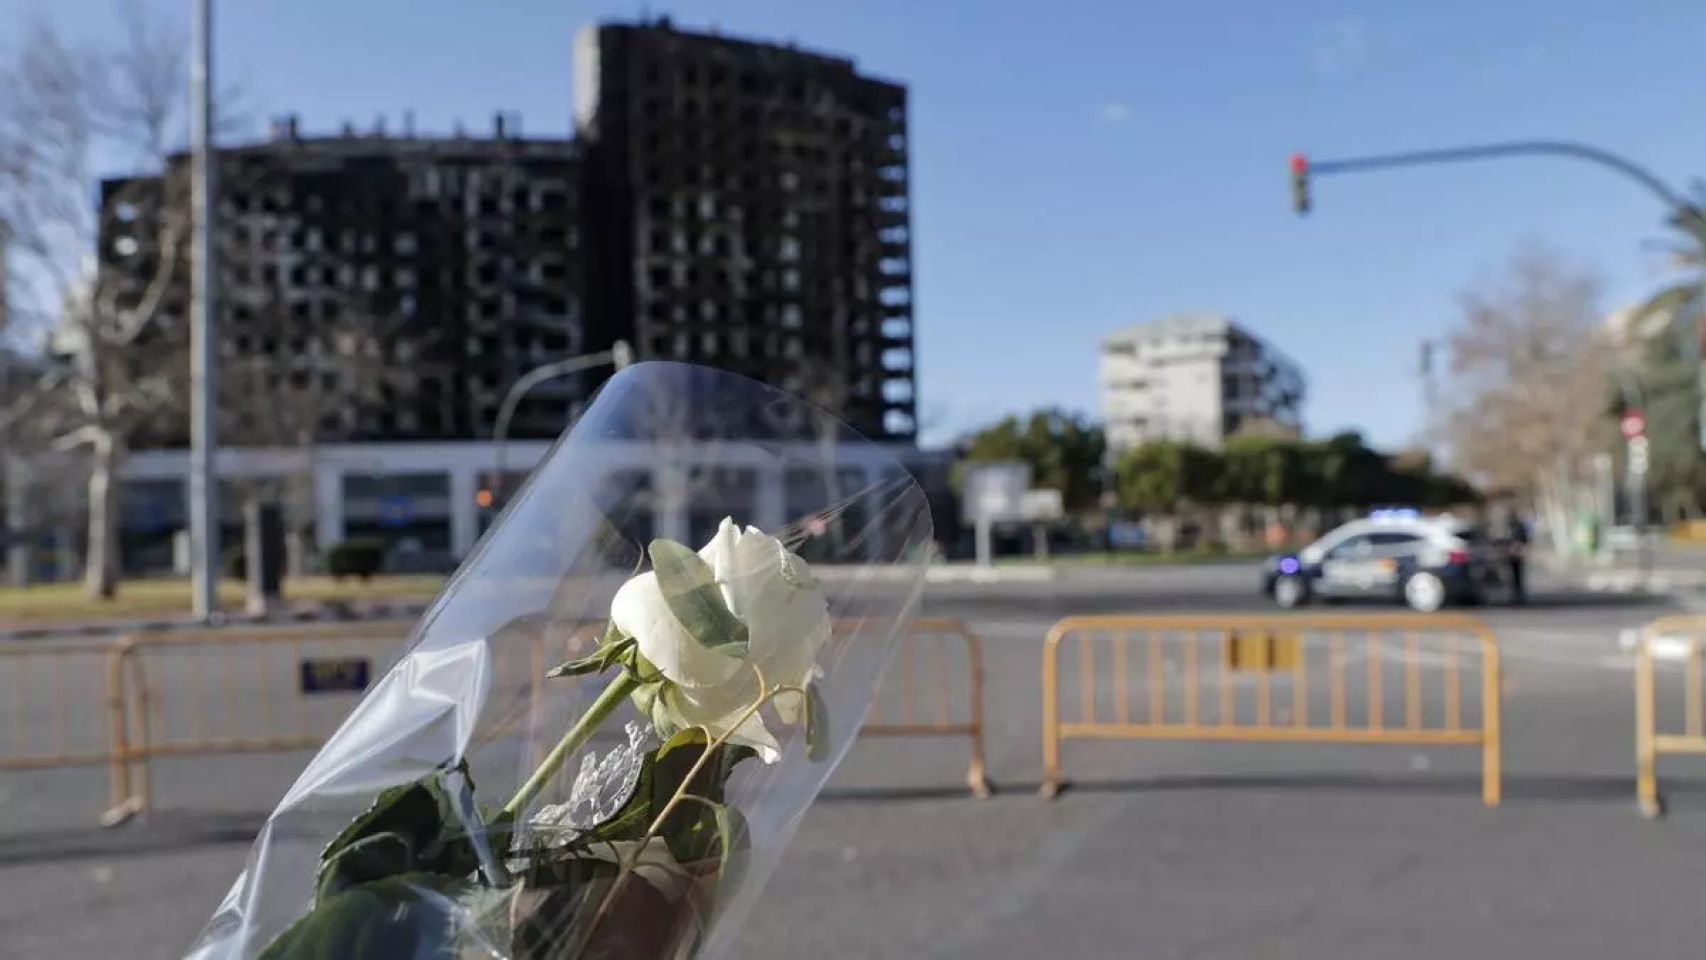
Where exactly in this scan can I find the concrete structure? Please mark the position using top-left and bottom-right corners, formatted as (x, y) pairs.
(97, 117), (588, 446)
(5, 440), (945, 576)
(575, 17), (918, 442)
(1099, 314), (1306, 452)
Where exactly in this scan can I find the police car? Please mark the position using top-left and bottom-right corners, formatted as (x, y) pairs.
(1261, 510), (1497, 613)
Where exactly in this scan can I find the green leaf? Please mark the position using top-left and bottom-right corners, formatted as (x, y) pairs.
(647, 539), (750, 654)
(546, 635), (636, 679)
(314, 766), (492, 902)
(805, 684), (831, 762)
(260, 873), (471, 960)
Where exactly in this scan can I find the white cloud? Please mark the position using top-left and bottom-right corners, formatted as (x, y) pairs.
(1097, 101), (1133, 125)
(1311, 20), (1368, 76)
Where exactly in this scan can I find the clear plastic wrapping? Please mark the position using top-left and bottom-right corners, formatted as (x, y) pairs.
(184, 362), (935, 959)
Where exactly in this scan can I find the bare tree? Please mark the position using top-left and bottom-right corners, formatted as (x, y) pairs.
(0, 9), (199, 598)
(0, 5), (260, 597)
(1435, 242), (1619, 552)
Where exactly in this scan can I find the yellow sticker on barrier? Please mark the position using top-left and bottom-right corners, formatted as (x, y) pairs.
(1225, 631), (1302, 672)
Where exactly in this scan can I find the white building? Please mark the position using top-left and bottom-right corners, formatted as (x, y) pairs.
(4, 439), (944, 578)
(1098, 314), (1306, 452)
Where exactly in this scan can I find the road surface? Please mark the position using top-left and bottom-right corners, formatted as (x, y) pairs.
(2, 566), (1701, 959)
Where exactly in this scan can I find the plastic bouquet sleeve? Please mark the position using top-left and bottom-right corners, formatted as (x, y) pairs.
(180, 361), (935, 960)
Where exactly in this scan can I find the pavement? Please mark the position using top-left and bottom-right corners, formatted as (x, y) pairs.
(4, 565), (1705, 959)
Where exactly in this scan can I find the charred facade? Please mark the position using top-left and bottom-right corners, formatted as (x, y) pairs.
(575, 19), (918, 442)
(98, 116), (585, 447)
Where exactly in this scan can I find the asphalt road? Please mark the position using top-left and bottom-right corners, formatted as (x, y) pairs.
(2, 565), (1702, 959)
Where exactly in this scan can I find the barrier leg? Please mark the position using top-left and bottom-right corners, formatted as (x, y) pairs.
(99, 647), (142, 828)
(964, 632), (992, 799)
(1039, 638), (1063, 800)
(966, 733), (992, 799)
(1481, 648), (1503, 808)
(1636, 648), (1665, 819)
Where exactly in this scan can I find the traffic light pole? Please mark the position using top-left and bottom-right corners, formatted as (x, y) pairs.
(1300, 140), (1696, 214)
(1296, 139), (1699, 583)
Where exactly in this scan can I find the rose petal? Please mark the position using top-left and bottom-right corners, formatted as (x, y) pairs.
(611, 572), (744, 689)
(699, 519), (783, 621)
(663, 682), (782, 763)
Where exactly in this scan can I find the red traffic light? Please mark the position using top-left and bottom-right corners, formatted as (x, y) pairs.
(1289, 153), (1309, 176)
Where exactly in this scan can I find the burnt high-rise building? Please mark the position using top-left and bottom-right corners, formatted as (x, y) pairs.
(99, 115), (586, 447)
(574, 18), (918, 442)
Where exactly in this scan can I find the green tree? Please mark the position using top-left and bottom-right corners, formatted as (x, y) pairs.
(1113, 441), (1221, 511)
(1629, 327), (1706, 519)
(961, 409), (1107, 513)
(1219, 437), (1309, 507)
(1302, 432), (1386, 508)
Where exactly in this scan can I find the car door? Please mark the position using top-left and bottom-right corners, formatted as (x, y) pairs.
(1366, 531), (1426, 591)
(1316, 533), (1379, 597)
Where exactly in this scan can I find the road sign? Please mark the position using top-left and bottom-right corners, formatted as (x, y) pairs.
(1621, 411), (1646, 440)
(299, 657), (371, 694)
(377, 494), (414, 528)
(960, 462), (1032, 525)
(1630, 436), (1650, 475)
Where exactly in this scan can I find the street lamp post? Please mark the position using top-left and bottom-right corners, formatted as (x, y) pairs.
(188, 0), (221, 620)
(488, 342), (634, 506)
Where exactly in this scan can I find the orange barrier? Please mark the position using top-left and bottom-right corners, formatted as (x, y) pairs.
(109, 622), (417, 819)
(1040, 615), (1502, 806)
(1633, 616), (1706, 819)
(0, 638), (138, 824)
(8, 613), (991, 823)
(851, 617), (990, 798)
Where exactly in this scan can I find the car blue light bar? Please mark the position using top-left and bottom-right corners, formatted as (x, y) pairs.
(1369, 508), (1421, 521)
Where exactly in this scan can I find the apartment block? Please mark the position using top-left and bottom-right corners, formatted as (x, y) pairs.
(1100, 314), (1306, 451)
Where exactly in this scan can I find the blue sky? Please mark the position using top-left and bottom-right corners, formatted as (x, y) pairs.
(9, 0), (1706, 449)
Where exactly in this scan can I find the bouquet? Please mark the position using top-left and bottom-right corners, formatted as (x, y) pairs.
(183, 362), (934, 959)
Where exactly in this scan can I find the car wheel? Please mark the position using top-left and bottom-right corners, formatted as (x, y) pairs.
(1403, 571), (1447, 613)
(1272, 574), (1308, 609)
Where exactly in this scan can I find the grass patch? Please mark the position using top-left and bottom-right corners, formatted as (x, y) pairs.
(0, 575), (446, 624)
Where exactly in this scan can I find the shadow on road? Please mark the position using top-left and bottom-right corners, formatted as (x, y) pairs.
(0, 811), (268, 867)
(1038, 771), (1706, 805)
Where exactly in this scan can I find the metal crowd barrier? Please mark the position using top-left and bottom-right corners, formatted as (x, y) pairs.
(108, 621), (418, 820)
(1633, 615), (1706, 819)
(5, 611), (991, 824)
(1040, 615), (1503, 806)
(0, 638), (138, 824)
(850, 617), (990, 798)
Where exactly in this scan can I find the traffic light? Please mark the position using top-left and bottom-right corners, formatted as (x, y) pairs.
(476, 488), (494, 510)
(1290, 153), (1311, 215)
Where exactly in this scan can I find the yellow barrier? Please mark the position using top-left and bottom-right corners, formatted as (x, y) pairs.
(0, 638), (138, 824)
(1040, 615), (1503, 806)
(1632, 616), (1706, 819)
(92, 613), (990, 819)
(852, 617), (990, 798)
(110, 621), (417, 818)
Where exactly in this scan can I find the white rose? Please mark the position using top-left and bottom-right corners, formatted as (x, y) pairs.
(611, 518), (831, 763)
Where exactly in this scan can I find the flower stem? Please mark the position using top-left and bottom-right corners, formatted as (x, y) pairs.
(503, 671), (640, 818)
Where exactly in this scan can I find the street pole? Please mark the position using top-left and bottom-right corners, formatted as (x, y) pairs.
(1616, 371), (1653, 585)
(488, 342), (633, 504)
(1299, 140), (1694, 212)
(1296, 139), (1703, 573)
(188, 0), (220, 620)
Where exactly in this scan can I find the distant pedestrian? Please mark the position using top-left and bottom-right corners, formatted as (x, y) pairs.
(1489, 501), (1530, 604)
